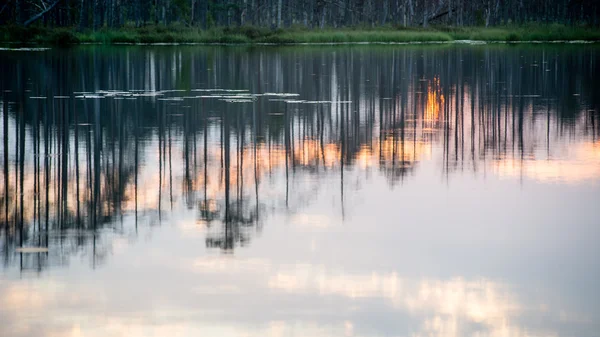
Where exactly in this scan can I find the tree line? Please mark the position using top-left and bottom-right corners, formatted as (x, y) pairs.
(0, 0), (599, 29)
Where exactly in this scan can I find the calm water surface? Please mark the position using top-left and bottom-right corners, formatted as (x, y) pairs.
(0, 45), (599, 337)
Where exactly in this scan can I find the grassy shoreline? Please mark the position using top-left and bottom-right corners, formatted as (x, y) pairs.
(1, 24), (600, 45)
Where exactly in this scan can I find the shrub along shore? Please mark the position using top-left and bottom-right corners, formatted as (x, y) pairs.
(1, 24), (600, 46)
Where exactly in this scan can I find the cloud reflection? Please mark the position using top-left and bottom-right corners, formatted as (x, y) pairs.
(0, 261), (567, 337)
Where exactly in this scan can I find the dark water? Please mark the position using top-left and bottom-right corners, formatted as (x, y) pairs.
(0, 45), (599, 337)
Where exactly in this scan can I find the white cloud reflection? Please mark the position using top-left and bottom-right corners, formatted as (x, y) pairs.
(0, 255), (575, 337)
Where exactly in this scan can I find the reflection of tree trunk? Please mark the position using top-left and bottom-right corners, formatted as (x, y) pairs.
(75, 107), (81, 227)
(158, 107), (162, 220)
(13, 97), (18, 230)
(203, 100), (207, 212)
(253, 101), (259, 223)
(220, 112), (224, 170)
(238, 113), (244, 219)
(284, 104), (290, 208)
(18, 97), (25, 248)
(3, 95), (8, 227)
(471, 84), (475, 172)
(185, 114), (191, 207)
(93, 103), (101, 230)
(86, 116), (92, 224)
(135, 107), (139, 230)
(224, 112), (230, 223)
(168, 114), (173, 210)
(44, 104), (50, 236)
(35, 105), (40, 235)
(118, 102), (124, 220)
(340, 97), (345, 219)
(223, 104), (233, 250)
(61, 104), (68, 229)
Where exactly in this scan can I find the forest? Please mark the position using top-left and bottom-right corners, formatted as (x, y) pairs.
(1, 0), (599, 30)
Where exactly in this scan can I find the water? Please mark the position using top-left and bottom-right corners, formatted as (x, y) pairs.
(0, 45), (599, 337)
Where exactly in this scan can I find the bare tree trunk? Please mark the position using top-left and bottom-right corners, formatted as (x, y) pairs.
(485, 0), (491, 27)
(191, 0), (195, 25)
(381, 0), (388, 25)
(277, 0), (282, 27)
(155, 0), (159, 24)
(115, 0), (121, 27)
(79, 0), (88, 29)
(402, 1), (407, 26)
(15, 0), (22, 24)
(93, 0), (101, 29)
(106, 0), (113, 27)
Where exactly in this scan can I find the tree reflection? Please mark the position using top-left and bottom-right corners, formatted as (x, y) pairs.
(0, 45), (598, 269)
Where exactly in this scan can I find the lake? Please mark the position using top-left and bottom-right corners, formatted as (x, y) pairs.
(0, 44), (599, 337)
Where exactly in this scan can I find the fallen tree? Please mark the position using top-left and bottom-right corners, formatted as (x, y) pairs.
(23, 0), (62, 27)
(419, 7), (457, 26)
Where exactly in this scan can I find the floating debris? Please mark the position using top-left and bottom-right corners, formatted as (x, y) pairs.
(75, 95), (105, 99)
(157, 97), (184, 101)
(221, 95), (255, 100)
(220, 99), (254, 103)
(193, 95), (225, 99)
(30, 96), (47, 99)
(96, 90), (132, 97)
(131, 92), (164, 97)
(0, 47), (50, 51)
(262, 92), (300, 97)
(192, 88), (249, 92)
(33, 153), (62, 157)
(54, 96), (70, 99)
(284, 99), (352, 104)
(502, 95), (542, 98)
(309, 100), (351, 104)
(16, 247), (49, 253)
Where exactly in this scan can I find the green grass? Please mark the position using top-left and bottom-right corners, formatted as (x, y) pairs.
(1, 24), (599, 45)
(256, 29), (453, 43)
(445, 24), (600, 41)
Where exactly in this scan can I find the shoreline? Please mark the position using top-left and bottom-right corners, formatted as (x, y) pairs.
(2, 25), (600, 46)
(1, 40), (598, 49)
